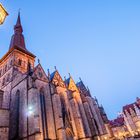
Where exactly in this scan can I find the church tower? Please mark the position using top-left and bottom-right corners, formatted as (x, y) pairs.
(8, 12), (35, 73)
(0, 13), (35, 108)
(0, 12), (35, 78)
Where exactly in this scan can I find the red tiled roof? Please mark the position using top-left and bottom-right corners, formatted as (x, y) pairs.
(109, 117), (124, 127)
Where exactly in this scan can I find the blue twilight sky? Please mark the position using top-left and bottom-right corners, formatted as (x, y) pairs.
(0, 0), (140, 119)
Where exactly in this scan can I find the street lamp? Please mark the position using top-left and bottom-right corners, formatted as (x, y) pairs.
(0, 3), (8, 25)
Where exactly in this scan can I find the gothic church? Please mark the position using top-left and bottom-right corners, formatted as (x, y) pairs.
(0, 14), (110, 140)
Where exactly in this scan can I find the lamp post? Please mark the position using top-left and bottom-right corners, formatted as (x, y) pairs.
(0, 3), (8, 25)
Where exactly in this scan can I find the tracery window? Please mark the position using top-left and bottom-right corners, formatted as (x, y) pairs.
(40, 88), (48, 139)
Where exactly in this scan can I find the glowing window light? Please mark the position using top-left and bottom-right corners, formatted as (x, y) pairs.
(0, 3), (8, 25)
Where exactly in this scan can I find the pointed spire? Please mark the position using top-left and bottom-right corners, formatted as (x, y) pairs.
(68, 73), (71, 78)
(95, 96), (99, 107)
(64, 76), (66, 81)
(64, 76), (68, 87)
(38, 59), (40, 64)
(47, 69), (50, 80)
(79, 77), (82, 82)
(9, 12), (26, 50)
(54, 66), (57, 71)
(14, 11), (23, 34)
(86, 86), (91, 97)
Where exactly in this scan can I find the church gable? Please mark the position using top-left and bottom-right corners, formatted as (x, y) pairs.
(68, 77), (79, 92)
(33, 64), (48, 82)
(51, 71), (66, 88)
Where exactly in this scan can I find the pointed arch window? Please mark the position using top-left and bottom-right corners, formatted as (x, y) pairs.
(40, 88), (48, 139)
(2, 77), (5, 86)
(10, 90), (20, 139)
(18, 59), (22, 66)
(15, 90), (20, 139)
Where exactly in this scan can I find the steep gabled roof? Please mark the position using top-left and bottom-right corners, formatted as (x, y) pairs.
(50, 70), (66, 88)
(33, 64), (49, 82)
(65, 77), (79, 92)
(76, 80), (91, 97)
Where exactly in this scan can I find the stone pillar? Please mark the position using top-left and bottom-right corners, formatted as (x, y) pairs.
(75, 93), (92, 138)
(65, 91), (78, 140)
(45, 84), (56, 139)
(28, 87), (41, 137)
(83, 101), (99, 137)
(55, 87), (78, 139)
(86, 97), (104, 135)
(69, 97), (85, 139)
(52, 92), (67, 140)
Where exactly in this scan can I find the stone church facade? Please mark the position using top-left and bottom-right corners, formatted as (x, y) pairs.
(0, 14), (110, 140)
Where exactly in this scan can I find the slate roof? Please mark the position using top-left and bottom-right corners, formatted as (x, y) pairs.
(8, 13), (35, 58)
(50, 71), (57, 81)
(76, 81), (91, 97)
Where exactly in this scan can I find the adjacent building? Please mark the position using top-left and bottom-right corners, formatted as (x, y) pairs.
(109, 97), (140, 139)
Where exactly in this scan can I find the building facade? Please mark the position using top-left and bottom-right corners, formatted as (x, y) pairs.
(109, 97), (140, 140)
(0, 14), (110, 140)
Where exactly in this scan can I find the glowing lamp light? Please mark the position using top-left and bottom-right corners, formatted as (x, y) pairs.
(0, 3), (8, 25)
(27, 106), (33, 116)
